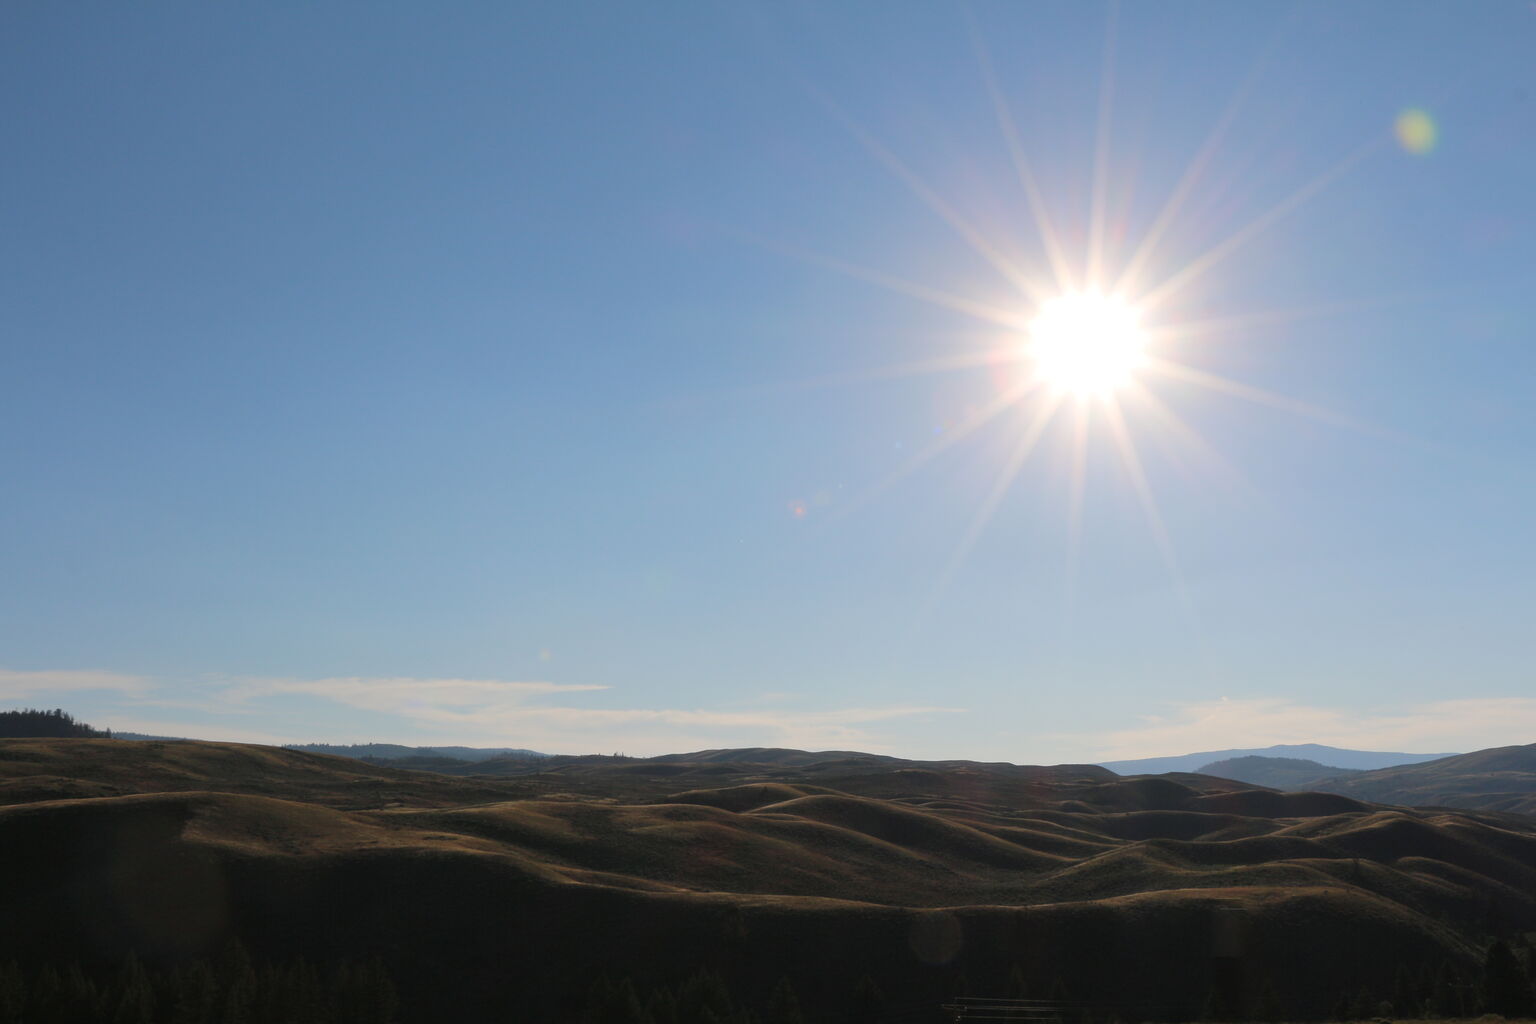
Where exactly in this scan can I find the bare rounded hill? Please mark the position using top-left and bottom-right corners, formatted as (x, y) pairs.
(2, 737), (1532, 1022)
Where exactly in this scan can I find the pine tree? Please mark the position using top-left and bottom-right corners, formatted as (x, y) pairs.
(761, 978), (804, 1024)
(1051, 975), (1083, 1024)
(678, 970), (733, 1024)
(1483, 940), (1533, 1017)
(111, 953), (155, 1024)
(583, 975), (652, 1024)
(847, 976), (885, 1024)
(63, 962), (103, 1021)
(1347, 985), (1375, 1022)
(222, 968), (256, 1024)
(582, 976), (618, 1024)
(646, 985), (681, 1024)
(345, 958), (400, 1024)
(1390, 963), (1420, 1020)
(609, 977), (652, 1024)
(169, 961), (219, 1024)
(29, 965), (63, 1022)
(1254, 978), (1280, 1023)
(0, 962), (24, 1022)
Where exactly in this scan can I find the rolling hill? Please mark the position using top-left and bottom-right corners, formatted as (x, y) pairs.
(1190, 745), (1536, 816)
(1197, 756), (1364, 790)
(1299, 743), (1536, 815)
(1, 737), (1532, 1022)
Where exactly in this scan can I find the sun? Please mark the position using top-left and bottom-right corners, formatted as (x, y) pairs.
(778, 11), (1380, 599)
(1026, 292), (1148, 397)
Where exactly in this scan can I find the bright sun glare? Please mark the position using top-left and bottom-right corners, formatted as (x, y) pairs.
(786, 10), (1382, 599)
(1027, 292), (1147, 396)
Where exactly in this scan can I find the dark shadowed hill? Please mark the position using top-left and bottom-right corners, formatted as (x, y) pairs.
(0, 736), (527, 808)
(2, 737), (1533, 1023)
(1304, 743), (1536, 815)
(1198, 755), (1364, 790)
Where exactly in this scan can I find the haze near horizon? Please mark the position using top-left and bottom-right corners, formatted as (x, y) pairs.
(4, 2), (1534, 763)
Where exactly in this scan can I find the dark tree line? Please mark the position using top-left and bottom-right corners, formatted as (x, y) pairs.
(582, 943), (1536, 1024)
(0, 947), (397, 1024)
(1319, 939), (1536, 1022)
(0, 708), (110, 739)
(578, 969), (819, 1024)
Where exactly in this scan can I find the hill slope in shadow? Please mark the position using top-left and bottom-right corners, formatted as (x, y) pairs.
(1197, 756), (1363, 790)
(1306, 743), (1536, 815)
(2, 738), (1532, 1023)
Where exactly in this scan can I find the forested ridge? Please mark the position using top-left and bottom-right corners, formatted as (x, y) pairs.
(0, 709), (109, 739)
(6, 943), (1527, 1023)
(0, 948), (396, 1024)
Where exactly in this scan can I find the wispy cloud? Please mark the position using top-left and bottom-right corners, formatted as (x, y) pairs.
(224, 676), (607, 712)
(9, 665), (962, 754)
(211, 674), (963, 754)
(1088, 696), (1536, 760)
(0, 668), (151, 700)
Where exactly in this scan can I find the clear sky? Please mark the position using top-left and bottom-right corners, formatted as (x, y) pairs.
(4, 2), (1534, 763)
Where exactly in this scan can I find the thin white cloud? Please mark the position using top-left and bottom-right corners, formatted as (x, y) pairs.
(210, 674), (963, 754)
(225, 676), (606, 711)
(1088, 696), (1536, 760)
(0, 668), (151, 700)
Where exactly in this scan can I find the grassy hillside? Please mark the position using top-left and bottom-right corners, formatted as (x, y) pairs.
(1198, 756), (1364, 790)
(1310, 743), (1536, 815)
(2, 738), (1533, 1022)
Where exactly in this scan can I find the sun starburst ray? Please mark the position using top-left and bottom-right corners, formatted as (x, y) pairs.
(783, 348), (1026, 393)
(1111, 29), (1280, 299)
(778, 15), (1405, 624)
(1121, 381), (1258, 503)
(1137, 133), (1385, 313)
(829, 380), (1039, 524)
(754, 236), (1026, 329)
(1145, 356), (1396, 439)
(830, 108), (1051, 304)
(968, 15), (1078, 294)
(1141, 302), (1376, 347)
(1100, 398), (1199, 629)
(931, 391), (1067, 600)
(1063, 400), (1091, 595)
(1086, 3), (1120, 287)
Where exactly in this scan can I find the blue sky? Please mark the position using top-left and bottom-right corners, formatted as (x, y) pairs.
(4, 2), (1534, 762)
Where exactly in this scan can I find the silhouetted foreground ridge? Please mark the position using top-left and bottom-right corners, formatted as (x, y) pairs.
(3, 736), (1535, 1022)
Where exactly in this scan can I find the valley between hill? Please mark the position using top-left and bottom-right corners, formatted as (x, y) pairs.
(2, 738), (1533, 1023)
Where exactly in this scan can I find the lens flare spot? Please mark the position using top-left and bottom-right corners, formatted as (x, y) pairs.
(1027, 292), (1147, 396)
(1395, 109), (1437, 155)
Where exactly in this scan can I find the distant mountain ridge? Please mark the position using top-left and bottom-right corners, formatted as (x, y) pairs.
(1100, 743), (1456, 775)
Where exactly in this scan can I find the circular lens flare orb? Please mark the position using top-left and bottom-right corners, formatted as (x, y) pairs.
(1026, 292), (1148, 396)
